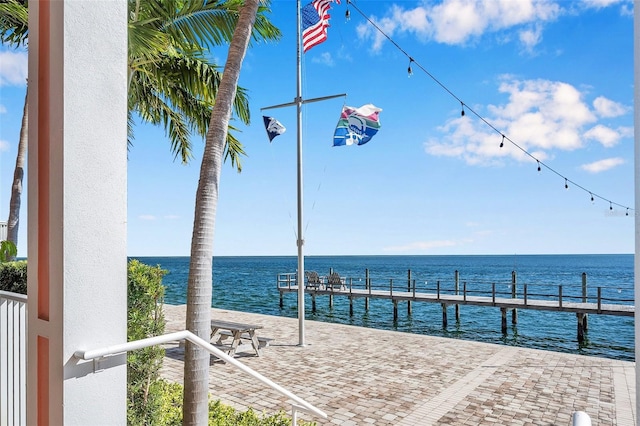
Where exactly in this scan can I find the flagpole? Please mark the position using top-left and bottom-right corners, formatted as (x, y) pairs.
(296, 0), (306, 347)
(261, 0), (346, 348)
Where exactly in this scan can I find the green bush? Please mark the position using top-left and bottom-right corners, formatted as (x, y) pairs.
(0, 260), (27, 294)
(208, 400), (312, 425)
(127, 259), (168, 425)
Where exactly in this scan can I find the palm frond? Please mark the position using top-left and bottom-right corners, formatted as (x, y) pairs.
(0, 0), (28, 46)
(224, 124), (246, 173)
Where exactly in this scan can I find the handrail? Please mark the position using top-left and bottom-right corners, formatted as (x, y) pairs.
(0, 289), (27, 303)
(74, 330), (327, 420)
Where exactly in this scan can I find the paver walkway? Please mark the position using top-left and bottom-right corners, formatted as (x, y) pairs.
(160, 304), (635, 425)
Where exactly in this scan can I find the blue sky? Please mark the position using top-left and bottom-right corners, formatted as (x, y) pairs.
(0, 0), (635, 257)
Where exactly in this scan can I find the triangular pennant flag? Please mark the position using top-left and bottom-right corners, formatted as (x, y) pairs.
(263, 116), (286, 142)
(333, 104), (382, 146)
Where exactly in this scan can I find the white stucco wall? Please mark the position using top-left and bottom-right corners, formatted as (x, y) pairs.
(27, 1), (128, 424)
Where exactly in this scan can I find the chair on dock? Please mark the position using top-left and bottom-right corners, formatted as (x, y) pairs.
(326, 272), (345, 291)
(305, 271), (323, 290)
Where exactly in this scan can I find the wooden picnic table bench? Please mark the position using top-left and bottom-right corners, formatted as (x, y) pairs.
(210, 319), (268, 357)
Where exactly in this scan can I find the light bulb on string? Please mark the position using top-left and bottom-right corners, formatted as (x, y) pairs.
(564, 178), (568, 190)
(500, 135), (504, 148)
(590, 193), (594, 203)
(407, 58), (413, 77)
(461, 102), (465, 117)
(537, 161), (541, 172)
(345, 7), (350, 20)
(626, 208), (629, 216)
(610, 202), (613, 211)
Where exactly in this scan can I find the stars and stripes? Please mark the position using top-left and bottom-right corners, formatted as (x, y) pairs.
(301, 0), (338, 52)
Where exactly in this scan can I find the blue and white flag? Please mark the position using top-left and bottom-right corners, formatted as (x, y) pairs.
(263, 116), (286, 142)
(333, 104), (382, 146)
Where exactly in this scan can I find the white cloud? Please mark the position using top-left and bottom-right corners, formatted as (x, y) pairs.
(583, 124), (623, 147)
(0, 105), (6, 114)
(0, 139), (9, 152)
(312, 52), (335, 67)
(139, 215), (156, 221)
(581, 0), (628, 9)
(518, 24), (543, 51)
(358, 0), (561, 52)
(0, 50), (28, 87)
(592, 96), (628, 118)
(425, 77), (603, 165)
(580, 157), (625, 173)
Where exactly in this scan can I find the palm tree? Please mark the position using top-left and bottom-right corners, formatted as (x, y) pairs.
(182, 0), (261, 423)
(127, 0), (280, 165)
(0, 0), (280, 257)
(0, 0), (28, 261)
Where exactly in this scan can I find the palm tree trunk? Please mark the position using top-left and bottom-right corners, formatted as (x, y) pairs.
(6, 87), (28, 260)
(182, 1), (259, 424)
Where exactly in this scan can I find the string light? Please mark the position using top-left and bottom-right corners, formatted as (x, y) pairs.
(345, 0), (350, 21)
(345, 1), (633, 216)
(626, 208), (629, 216)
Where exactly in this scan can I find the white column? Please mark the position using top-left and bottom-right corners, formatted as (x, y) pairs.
(27, 1), (128, 425)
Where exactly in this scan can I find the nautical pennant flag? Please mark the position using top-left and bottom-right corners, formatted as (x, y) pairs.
(301, 0), (338, 52)
(263, 116), (286, 142)
(333, 104), (382, 146)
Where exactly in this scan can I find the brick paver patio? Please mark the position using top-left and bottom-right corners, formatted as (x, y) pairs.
(160, 304), (635, 425)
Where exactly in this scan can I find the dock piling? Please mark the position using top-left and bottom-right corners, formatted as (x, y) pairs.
(442, 303), (448, 328)
(365, 269), (370, 311)
(407, 269), (412, 316)
(582, 273), (588, 331)
(454, 270), (460, 322)
(577, 312), (586, 343)
(501, 308), (507, 334)
(511, 271), (517, 324)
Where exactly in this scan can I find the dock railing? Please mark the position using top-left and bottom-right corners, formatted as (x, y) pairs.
(280, 270), (634, 309)
(0, 290), (27, 426)
(278, 270), (633, 340)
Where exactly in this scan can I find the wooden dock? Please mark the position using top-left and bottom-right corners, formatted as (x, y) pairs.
(276, 270), (634, 343)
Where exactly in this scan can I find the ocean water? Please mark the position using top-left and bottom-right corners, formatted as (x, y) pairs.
(131, 254), (635, 361)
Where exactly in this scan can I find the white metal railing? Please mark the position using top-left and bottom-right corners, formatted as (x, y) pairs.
(572, 411), (592, 426)
(0, 221), (7, 242)
(74, 330), (328, 422)
(0, 290), (27, 426)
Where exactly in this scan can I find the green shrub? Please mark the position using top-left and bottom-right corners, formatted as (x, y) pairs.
(0, 260), (27, 294)
(127, 259), (168, 425)
(208, 400), (316, 426)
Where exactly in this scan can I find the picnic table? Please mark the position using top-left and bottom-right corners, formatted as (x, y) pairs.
(210, 319), (271, 357)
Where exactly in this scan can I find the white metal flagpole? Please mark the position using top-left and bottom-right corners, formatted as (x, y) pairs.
(261, 0), (345, 347)
(295, 0), (306, 347)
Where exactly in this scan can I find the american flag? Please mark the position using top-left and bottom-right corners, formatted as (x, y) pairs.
(301, 0), (337, 52)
